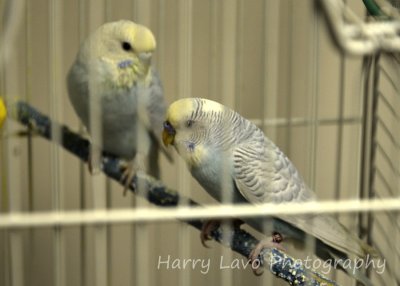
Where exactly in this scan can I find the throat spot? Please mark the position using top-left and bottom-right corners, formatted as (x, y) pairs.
(118, 59), (133, 69)
(187, 142), (195, 152)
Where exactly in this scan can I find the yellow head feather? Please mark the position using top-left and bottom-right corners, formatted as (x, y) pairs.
(127, 22), (156, 53)
(108, 20), (156, 53)
(79, 20), (156, 62)
(166, 98), (195, 126)
(166, 97), (224, 126)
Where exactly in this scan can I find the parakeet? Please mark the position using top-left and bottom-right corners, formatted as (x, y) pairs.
(67, 20), (172, 192)
(162, 98), (377, 284)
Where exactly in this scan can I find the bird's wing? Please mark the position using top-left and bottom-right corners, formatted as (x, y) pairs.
(231, 139), (370, 257)
(232, 137), (313, 204)
(139, 68), (173, 162)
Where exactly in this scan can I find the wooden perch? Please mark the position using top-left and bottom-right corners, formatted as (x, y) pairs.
(7, 100), (339, 286)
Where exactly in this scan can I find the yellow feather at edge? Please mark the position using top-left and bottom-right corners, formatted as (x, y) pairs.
(0, 97), (6, 129)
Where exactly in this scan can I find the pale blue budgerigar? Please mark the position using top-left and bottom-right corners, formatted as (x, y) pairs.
(67, 20), (172, 193)
(162, 98), (377, 285)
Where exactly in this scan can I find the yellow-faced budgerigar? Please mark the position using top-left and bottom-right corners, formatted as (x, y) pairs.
(162, 98), (377, 285)
(67, 20), (172, 193)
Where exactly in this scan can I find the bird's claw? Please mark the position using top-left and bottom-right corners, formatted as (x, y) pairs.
(200, 220), (221, 248)
(119, 154), (147, 196)
(119, 161), (137, 196)
(200, 219), (244, 248)
(249, 233), (286, 276)
(272, 231), (283, 243)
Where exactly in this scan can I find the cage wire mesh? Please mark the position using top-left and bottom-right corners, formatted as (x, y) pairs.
(0, 0), (399, 286)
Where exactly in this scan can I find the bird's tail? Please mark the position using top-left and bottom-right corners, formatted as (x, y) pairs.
(329, 251), (373, 286)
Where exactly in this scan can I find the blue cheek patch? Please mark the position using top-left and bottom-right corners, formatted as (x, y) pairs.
(118, 60), (133, 69)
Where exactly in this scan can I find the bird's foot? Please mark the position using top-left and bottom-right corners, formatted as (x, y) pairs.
(201, 219), (244, 248)
(200, 220), (220, 248)
(249, 232), (286, 276)
(119, 160), (137, 196)
(272, 231), (284, 243)
(119, 155), (147, 196)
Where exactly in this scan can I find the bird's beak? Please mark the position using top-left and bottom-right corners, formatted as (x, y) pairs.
(162, 121), (176, 147)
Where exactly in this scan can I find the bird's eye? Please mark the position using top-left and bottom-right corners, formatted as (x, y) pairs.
(164, 121), (172, 129)
(122, 41), (132, 51)
(186, 120), (194, 128)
